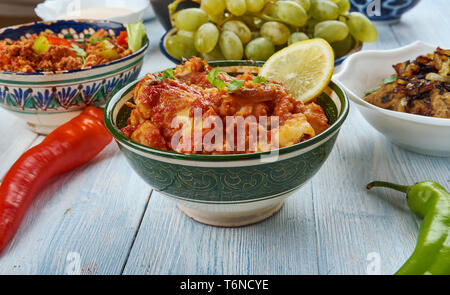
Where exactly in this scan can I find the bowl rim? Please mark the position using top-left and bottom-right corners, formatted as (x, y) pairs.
(159, 28), (363, 66)
(0, 19), (149, 77)
(335, 40), (450, 127)
(35, 0), (151, 20)
(104, 64), (350, 162)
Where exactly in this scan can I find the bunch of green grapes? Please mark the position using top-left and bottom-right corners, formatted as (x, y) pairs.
(165, 0), (378, 61)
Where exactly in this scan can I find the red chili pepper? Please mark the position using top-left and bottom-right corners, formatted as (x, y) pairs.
(117, 30), (128, 47)
(47, 36), (73, 47)
(0, 106), (112, 252)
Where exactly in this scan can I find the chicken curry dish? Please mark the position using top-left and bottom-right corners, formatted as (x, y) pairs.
(121, 57), (330, 155)
(364, 48), (450, 118)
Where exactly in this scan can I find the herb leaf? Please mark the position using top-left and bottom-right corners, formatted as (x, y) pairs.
(207, 69), (227, 90)
(364, 86), (380, 96)
(71, 44), (86, 59)
(382, 75), (397, 84)
(125, 21), (147, 52)
(253, 76), (267, 84)
(228, 80), (244, 92)
(155, 68), (175, 81)
(89, 36), (111, 44)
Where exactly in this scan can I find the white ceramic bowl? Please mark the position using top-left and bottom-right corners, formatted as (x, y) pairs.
(35, 0), (150, 24)
(335, 41), (450, 157)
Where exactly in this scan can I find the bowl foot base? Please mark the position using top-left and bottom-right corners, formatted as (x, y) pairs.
(27, 122), (58, 135)
(393, 142), (450, 158)
(177, 201), (284, 228)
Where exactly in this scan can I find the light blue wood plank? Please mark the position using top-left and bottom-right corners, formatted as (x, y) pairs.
(0, 142), (152, 274)
(0, 0), (448, 275)
(0, 108), (38, 179)
(123, 184), (319, 275)
(389, 0), (450, 47)
(141, 20), (174, 74)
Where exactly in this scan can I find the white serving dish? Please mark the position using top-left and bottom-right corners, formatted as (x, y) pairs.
(335, 41), (450, 157)
(35, 0), (150, 24)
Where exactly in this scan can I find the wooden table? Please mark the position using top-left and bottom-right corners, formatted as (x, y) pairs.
(0, 0), (448, 275)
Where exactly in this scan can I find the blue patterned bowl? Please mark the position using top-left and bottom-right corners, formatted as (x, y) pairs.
(350, 0), (421, 22)
(105, 61), (349, 227)
(0, 20), (148, 134)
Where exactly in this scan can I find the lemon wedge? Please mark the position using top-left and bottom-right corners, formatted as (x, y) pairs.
(259, 39), (334, 102)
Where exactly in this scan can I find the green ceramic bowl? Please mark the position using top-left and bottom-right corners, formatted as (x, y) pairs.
(105, 61), (349, 227)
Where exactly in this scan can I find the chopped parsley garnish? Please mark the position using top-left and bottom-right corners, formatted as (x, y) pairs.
(207, 68), (227, 90)
(227, 80), (244, 92)
(253, 76), (267, 84)
(207, 69), (247, 92)
(155, 68), (175, 81)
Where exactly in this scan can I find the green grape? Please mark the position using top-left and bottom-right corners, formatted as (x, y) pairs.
(222, 20), (252, 44)
(310, 0), (340, 21)
(245, 37), (275, 61)
(202, 45), (225, 61)
(208, 13), (223, 24)
(241, 16), (259, 31)
(165, 32), (198, 60)
(226, 0), (247, 16)
(174, 8), (209, 32)
(276, 1), (308, 27)
(246, 0), (266, 13)
(195, 23), (219, 53)
(219, 31), (244, 60)
(288, 32), (309, 45)
(288, 0), (311, 11)
(260, 21), (290, 45)
(345, 12), (378, 43)
(201, 0), (226, 16)
(331, 0), (350, 14)
(331, 34), (355, 58)
(306, 18), (320, 34)
(314, 20), (349, 43)
(177, 30), (195, 39)
(251, 31), (261, 39)
(263, 2), (279, 18)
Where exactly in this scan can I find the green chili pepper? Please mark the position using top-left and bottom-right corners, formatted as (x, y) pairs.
(32, 35), (49, 55)
(100, 40), (119, 60)
(367, 181), (450, 275)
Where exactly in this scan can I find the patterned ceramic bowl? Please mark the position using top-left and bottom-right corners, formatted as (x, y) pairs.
(160, 28), (363, 66)
(350, 0), (421, 23)
(0, 20), (148, 134)
(105, 61), (349, 227)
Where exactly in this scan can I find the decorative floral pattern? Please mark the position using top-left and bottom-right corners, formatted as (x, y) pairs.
(9, 87), (32, 109)
(56, 86), (79, 109)
(0, 86), (7, 104)
(0, 65), (142, 112)
(33, 88), (54, 110)
(81, 82), (102, 104)
(120, 135), (338, 203)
